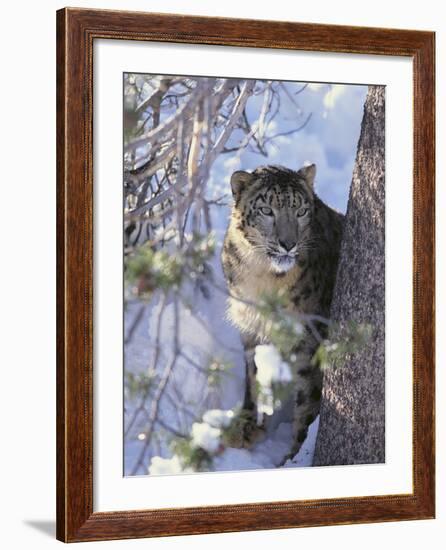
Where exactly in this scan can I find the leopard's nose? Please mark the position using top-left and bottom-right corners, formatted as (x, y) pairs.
(278, 239), (297, 253)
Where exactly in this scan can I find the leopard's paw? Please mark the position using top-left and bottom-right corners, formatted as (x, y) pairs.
(222, 409), (265, 449)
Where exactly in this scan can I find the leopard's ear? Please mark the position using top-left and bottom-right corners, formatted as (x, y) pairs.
(230, 170), (254, 198)
(297, 164), (316, 188)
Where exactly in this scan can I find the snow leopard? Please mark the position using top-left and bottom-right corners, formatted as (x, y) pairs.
(221, 164), (344, 461)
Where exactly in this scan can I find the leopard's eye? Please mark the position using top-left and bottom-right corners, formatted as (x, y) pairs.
(260, 206), (273, 216)
(296, 207), (308, 217)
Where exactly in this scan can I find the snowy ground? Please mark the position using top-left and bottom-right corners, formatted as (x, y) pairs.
(124, 199), (319, 475)
(214, 417), (319, 472)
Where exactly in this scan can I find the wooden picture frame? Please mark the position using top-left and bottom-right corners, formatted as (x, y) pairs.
(56, 7), (435, 542)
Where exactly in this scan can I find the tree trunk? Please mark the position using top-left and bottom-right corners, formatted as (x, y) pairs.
(313, 86), (385, 466)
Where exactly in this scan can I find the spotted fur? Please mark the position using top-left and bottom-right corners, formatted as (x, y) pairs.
(221, 164), (344, 459)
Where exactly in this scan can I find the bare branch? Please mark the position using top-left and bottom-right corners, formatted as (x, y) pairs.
(124, 81), (208, 152)
(263, 112), (313, 144)
(124, 303), (146, 345)
(135, 77), (174, 114)
(126, 146), (176, 185)
(124, 293), (167, 439)
(130, 295), (180, 475)
(207, 80), (256, 165)
(155, 418), (188, 439)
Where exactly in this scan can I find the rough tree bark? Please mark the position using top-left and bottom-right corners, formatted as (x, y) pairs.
(313, 86), (385, 465)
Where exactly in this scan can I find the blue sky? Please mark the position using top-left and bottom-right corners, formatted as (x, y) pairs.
(208, 82), (368, 214)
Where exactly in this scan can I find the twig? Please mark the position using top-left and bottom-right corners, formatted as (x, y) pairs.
(207, 80), (256, 166)
(155, 418), (188, 439)
(124, 303), (146, 345)
(263, 113), (313, 145)
(130, 295), (180, 475)
(124, 293), (167, 439)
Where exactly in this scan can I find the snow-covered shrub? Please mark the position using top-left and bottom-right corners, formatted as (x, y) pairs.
(148, 455), (191, 475)
(256, 289), (305, 358)
(255, 344), (292, 387)
(312, 321), (373, 371)
(202, 409), (234, 428)
(125, 232), (216, 299)
(191, 422), (222, 453)
(254, 344), (293, 418)
(168, 415), (227, 473)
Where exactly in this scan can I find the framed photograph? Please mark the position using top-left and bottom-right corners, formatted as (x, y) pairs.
(56, 7), (435, 542)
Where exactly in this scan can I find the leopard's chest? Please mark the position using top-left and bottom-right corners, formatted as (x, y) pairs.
(227, 264), (301, 341)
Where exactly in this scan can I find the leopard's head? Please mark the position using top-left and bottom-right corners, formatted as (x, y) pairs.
(230, 164), (316, 274)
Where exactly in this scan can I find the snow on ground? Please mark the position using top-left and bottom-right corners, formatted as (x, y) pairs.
(213, 418), (319, 471)
(148, 455), (191, 475)
(124, 202), (247, 474)
(124, 227), (319, 474)
(283, 416), (320, 468)
(124, 262), (320, 474)
(124, 199), (320, 475)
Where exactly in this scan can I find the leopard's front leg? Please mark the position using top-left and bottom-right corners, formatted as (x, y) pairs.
(241, 334), (258, 413)
(224, 334), (266, 448)
(280, 338), (323, 464)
